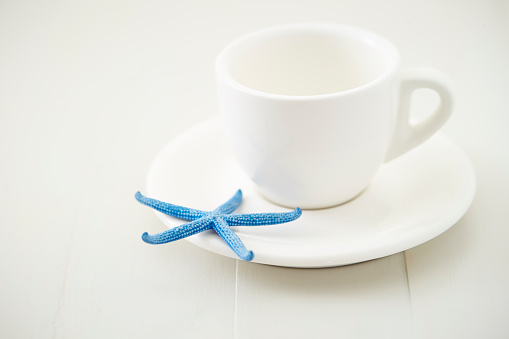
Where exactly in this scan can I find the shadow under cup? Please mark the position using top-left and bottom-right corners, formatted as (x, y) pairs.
(216, 24), (402, 209)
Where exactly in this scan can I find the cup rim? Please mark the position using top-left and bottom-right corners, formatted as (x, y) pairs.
(216, 22), (400, 101)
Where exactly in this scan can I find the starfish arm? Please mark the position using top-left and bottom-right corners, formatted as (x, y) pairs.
(142, 217), (212, 244)
(212, 217), (254, 261)
(135, 192), (206, 221)
(213, 189), (242, 214)
(223, 208), (302, 226)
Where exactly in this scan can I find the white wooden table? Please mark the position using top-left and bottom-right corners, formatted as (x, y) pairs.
(1, 1), (508, 338)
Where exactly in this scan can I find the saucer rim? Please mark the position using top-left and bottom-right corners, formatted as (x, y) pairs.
(146, 117), (476, 268)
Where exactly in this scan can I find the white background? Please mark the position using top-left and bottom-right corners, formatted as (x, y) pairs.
(1, 0), (508, 338)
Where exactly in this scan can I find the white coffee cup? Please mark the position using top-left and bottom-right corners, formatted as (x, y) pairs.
(216, 23), (453, 209)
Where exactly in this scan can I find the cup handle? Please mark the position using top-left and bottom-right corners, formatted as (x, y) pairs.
(384, 67), (454, 162)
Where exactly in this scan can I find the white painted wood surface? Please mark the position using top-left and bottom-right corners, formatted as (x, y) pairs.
(1, 1), (508, 338)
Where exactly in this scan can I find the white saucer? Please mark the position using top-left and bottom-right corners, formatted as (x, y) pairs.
(146, 118), (476, 268)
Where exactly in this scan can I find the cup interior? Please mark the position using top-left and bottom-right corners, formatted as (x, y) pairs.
(218, 24), (398, 96)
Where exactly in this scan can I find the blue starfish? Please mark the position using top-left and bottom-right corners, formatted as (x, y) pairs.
(135, 190), (302, 261)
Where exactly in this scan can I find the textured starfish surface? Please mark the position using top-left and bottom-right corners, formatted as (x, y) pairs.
(135, 190), (302, 261)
